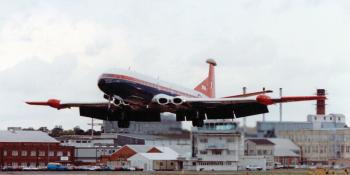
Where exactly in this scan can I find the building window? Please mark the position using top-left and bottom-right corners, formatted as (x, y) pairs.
(159, 162), (163, 166)
(212, 150), (222, 155)
(39, 151), (45, 156)
(67, 151), (71, 157)
(30, 151), (36, 156)
(12, 150), (18, 156)
(12, 162), (18, 167)
(3, 150), (7, 156)
(57, 151), (63, 157)
(199, 150), (207, 155)
(48, 151), (54, 157)
(199, 138), (208, 143)
(227, 138), (234, 143)
(21, 162), (27, 167)
(21, 151), (27, 156)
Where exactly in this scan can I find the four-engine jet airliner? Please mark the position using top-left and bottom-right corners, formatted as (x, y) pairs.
(27, 59), (326, 128)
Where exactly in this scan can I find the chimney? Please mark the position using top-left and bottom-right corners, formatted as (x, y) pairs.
(316, 89), (326, 115)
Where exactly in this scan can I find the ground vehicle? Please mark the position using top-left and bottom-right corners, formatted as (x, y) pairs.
(246, 165), (263, 171)
(274, 162), (284, 169)
(47, 163), (67, 170)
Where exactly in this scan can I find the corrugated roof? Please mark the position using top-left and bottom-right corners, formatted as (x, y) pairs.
(247, 139), (274, 145)
(0, 131), (58, 143)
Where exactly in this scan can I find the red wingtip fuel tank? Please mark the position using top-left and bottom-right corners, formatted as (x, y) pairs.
(26, 99), (61, 109)
(256, 95), (274, 105)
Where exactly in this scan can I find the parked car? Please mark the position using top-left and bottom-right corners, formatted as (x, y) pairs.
(47, 163), (67, 171)
(22, 167), (41, 171)
(274, 162), (284, 169)
(246, 165), (263, 171)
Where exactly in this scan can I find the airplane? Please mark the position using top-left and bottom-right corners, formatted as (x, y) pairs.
(27, 59), (326, 128)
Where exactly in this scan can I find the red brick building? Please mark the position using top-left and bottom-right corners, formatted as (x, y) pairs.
(0, 130), (74, 168)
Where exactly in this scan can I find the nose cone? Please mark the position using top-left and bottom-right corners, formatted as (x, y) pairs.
(97, 77), (108, 92)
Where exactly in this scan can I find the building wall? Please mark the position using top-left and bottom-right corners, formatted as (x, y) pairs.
(277, 129), (350, 164)
(0, 142), (74, 168)
(244, 140), (274, 169)
(153, 160), (178, 171)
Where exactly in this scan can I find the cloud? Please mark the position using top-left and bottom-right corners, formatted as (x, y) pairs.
(0, 0), (350, 129)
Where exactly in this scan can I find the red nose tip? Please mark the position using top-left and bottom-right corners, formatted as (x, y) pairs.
(256, 95), (274, 105)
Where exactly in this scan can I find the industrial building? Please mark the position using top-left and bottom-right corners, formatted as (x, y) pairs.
(0, 130), (74, 169)
(56, 134), (119, 164)
(277, 128), (350, 165)
(254, 89), (350, 167)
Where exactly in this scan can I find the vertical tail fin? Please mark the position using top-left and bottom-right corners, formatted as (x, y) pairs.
(194, 59), (217, 98)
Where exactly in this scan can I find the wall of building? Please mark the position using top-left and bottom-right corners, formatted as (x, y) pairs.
(277, 129), (350, 164)
(0, 142), (74, 168)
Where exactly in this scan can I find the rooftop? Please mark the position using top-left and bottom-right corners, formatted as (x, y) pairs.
(247, 139), (274, 145)
(0, 130), (58, 143)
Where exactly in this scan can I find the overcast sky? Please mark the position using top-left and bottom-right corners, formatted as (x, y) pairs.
(0, 0), (349, 130)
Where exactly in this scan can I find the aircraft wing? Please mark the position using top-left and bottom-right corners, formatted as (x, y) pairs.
(180, 95), (326, 118)
(26, 99), (108, 109)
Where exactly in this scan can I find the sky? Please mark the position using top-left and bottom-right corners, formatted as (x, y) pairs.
(0, 0), (349, 130)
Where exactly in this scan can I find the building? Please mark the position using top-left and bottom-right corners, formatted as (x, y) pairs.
(106, 145), (182, 171)
(186, 120), (241, 171)
(277, 128), (350, 165)
(0, 130), (74, 168)
(244, 139), (274, 169)
(103, 113), (184, 134)
(268, 138), (301, 168)
(115, 132), (191, 149)
(107, 145), (154, 168)
(56, 134), (119, 164)
(257, 114), (346, 137)
(128, 147), (180, 171)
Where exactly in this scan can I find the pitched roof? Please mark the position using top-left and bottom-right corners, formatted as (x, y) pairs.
(137, 153), (178, 160)
(129, 146), (179, 161)
(247, 139), (274, 145)
(0, 131), (58, 143)
(126, 145), (154, 153)
(268, 138), (300, 157)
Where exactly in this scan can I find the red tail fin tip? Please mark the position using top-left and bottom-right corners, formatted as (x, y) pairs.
(194, 59), (217, 98)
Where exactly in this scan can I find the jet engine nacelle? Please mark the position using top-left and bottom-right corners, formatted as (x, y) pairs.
(152, 94), (172, 105)
(171, 96), (184, 105)
(112, 95), (123, 106)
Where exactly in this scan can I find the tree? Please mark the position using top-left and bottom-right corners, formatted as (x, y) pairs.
(73, 126), (85, 135)
(50, 125), (63, 137)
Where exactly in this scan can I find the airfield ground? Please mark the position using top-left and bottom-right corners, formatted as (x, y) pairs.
(0, 169), (349, 175)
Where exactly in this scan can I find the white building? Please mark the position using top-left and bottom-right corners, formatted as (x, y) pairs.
(185, 120), (241, 171)
(129, 147), (180, 171)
